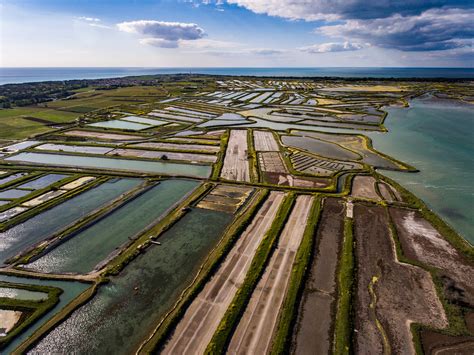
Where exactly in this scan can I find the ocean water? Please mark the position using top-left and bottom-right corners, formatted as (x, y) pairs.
(1, 67), (473, 85)
(366, 97), (474, 243)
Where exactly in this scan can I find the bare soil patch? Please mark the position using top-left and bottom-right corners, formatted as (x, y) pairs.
(162, 192), (286, 354)
(354, 204), (447, 354)
(220, 130), (250, 182)
(292, 198), (345, 355)
(351, 176), (380, 201)
(229, 195), (314, 354)
(389, 208), (474, 307)
(421, 330), (474, 355)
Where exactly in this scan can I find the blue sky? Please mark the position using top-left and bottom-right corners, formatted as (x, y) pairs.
(1, 0), (472, 67)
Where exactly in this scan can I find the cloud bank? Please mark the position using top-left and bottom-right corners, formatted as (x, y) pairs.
(215, 1), (473, 53)
(319, 8), (474, 51)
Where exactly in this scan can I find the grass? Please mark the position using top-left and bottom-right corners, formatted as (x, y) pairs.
(333, 217), (355, 355)
(0, 107), (80, 139)
(211, 130), (229, 180)
(270, 196), (322, 354)
(206, 193), (296, 354)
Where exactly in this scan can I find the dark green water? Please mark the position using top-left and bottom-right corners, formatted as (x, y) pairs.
(366, 97), (473, 243)
(30, 208), (233, 354)
(27, 179), (200, 274)
(0, 179), (142, 264)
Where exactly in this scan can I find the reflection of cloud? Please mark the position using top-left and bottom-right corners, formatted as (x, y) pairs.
(300, 42), (364, 53)
(319, 8), (474, 51)
(117, 20), (205, 48)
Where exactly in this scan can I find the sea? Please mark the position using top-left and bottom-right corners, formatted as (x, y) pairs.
(366, 96), (474, 243)
(0, 67), (473, 85)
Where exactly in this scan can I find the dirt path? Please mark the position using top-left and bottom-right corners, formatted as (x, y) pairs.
(220, 130), (250, 182)
(291, 197), (345, 355)
(228, 195), (314, 354)
(162, 191), (286, 355)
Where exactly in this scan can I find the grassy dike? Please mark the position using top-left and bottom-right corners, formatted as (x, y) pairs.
(0, 175), (107, 233)
(333, 217), (355, 355)
(0, 282), (63, 349)
(103, 182), (213, 277)
(246, 129), (260, 183)
(205, 193), (297, 355)
(10, 178), (151, 265)
(270, 196), (322, 354)
(138, 188), (269, 353)
(210, 130), (229, 180)
(12, 281), (98, 355)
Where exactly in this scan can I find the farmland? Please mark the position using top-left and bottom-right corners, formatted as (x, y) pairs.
(0, 74), (472, 354)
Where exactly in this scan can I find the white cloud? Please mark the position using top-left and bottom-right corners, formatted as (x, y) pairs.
(77, 16), (101, 22)
(249, 48), (286, 55)
(139, 38), (179, 48)
(117, 20), (205, 42)
(89, 23), (112, 29)
(300, 41), (365, 53)
(180, 38), (240, 50)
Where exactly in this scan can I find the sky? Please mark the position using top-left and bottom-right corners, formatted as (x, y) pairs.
(0, 0), (473, 67)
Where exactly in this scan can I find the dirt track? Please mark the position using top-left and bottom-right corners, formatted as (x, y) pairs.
(228, 195), (314, 354)
(354, 204), (447, 354)
(162, 191), (286, 355)
(221, 130), (250, 182)
(291, 198), (345, 355)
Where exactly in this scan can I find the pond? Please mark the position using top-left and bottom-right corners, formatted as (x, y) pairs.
(6, 152), (211, 178)
(0, 178), (142, 264)
(27, 180), (200, 274)
(30, 207), (233, 354)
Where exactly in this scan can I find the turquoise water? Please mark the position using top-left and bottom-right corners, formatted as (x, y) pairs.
(0, 275), (90, 353)
(6, 152), (211, 178)
(87, 119), (151, 131)
(27, 179), (200, 274)
(16, 174), (69, 190)
(366, 98), (474, 243)
(31, 208), (233, 354)
(0, 287), (48, 301)
(0, 178), (141, 264)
